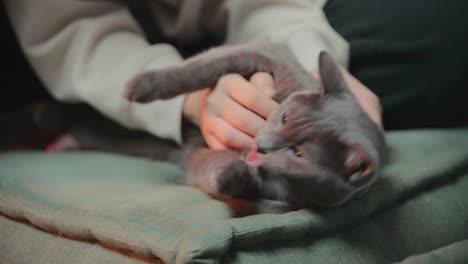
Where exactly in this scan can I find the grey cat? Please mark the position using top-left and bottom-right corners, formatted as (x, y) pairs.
(39, 42), (385, 208)
(123, 42), (386, 208)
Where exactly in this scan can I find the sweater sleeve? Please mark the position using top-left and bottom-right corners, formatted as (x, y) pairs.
(5, 0), (186, 143)
(225, 0), (349, 71)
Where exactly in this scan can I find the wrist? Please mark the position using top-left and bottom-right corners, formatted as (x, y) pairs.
(182, 89), (207, 126)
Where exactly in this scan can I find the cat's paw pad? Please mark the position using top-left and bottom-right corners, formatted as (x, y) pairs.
(46, 134), (80, 152)
(345, 147), (375, 184)
(217, 160), (260, 199)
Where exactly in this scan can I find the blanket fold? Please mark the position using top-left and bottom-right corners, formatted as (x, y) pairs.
(1, 129), (468, 263)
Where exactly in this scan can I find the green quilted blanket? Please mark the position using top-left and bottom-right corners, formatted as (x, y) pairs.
(1, 129), (467, 263)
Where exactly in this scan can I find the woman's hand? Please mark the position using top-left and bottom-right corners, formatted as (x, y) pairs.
(342, 71), (383, 128)
(183, 72), (278, 150)
(184, 69), (382, 151)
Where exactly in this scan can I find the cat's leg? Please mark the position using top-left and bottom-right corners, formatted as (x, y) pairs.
(125, 43), (275, 103)
(216, 159), (261, 199)
(35, 102), (114, 152)
(184, 148), (261, 199)
(43, 124), (120, 153)
(36, 102), (181, 161)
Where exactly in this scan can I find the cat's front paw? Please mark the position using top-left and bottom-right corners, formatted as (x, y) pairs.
(216, 160), (260, 199)
(125, 73), (159, 103)
(125, 71), (176, 103)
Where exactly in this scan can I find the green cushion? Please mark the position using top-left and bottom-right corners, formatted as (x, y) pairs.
(1, 129), (468, 263)
(0, 214), (162, 264)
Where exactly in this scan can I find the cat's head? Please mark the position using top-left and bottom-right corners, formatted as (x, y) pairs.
(245, 52), (386, 207)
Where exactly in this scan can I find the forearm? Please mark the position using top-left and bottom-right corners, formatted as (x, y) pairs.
(225, 0), (349, 71)
(6, 0), (187, 143)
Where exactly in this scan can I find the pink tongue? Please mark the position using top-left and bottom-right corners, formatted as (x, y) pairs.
(246, 151), (258, 162)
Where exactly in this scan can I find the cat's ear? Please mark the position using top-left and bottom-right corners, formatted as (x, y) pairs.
(293, 90), (322, 106)
(306, 92), (322, 105)
(318, 51), (348, 96)
(345, 145), (375, 184)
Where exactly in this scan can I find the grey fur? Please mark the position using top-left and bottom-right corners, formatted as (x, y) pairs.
(40, 42), (386, 208)
(125, 42), (386, 208)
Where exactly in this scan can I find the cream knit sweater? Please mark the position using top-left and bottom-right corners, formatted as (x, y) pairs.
(6, 0), (348, 144)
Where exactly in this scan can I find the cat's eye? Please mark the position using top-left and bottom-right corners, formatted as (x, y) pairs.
(281, 113), (288, 124)
(291, 145), (304, 158)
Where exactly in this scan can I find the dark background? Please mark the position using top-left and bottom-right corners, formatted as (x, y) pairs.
(1, 3), (51, 114)
(2, 1), (467, 129)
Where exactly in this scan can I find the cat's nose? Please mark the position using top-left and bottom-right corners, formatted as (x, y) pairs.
(256, 135), (283, 153)
(255, 138), (271, 154)
(252, 140), (267, 154)
(251, 142), (263, 154)
(257, 146), (267, 154)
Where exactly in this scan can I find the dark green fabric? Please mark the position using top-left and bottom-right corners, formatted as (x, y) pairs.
(324, 1), (468, 129)
(397, 240), (468, 264)
(223, 168), (468, 263)
(1, 129), (468, 263)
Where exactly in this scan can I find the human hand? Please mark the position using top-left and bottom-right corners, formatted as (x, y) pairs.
(183, 72), (278, 150)
(342, 71), (383, 128)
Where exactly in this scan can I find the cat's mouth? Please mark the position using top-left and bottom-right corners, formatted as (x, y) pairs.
(245, 151), (263, 167)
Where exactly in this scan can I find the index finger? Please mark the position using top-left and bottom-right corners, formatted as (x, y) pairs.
(223, 75), (278, 119)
